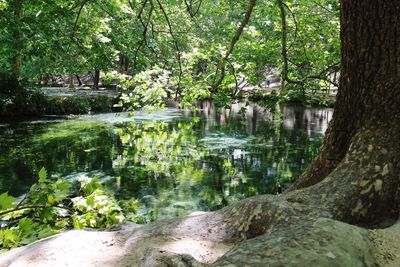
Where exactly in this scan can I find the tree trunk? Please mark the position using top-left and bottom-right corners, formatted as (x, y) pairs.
(93, 69), (100, 90)
(42, 74), (49, 87)
(119, 55), (125, 74)
(124, 58), (129, 74)
(277, 0), (288, 93)
(291, 0), (400, 191)
(68, 75), (74, 88)
(76, 75), (82, 86)
(119, 55), (129, 74)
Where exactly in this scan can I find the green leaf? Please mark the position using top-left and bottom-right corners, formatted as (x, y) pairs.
(38, 167), (47, 183)
(0, 229), (20, 248)
(47, 195), (55, 205)
(0, 192), (15, 211)
(37, 227), (57, 239)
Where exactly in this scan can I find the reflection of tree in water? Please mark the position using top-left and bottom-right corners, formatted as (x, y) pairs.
(111, 106), (328, 218)
(0, 104), (332, 219)
(0, 121), (114, 195)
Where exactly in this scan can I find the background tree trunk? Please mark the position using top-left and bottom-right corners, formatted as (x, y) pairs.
(68, 75), (74, 88)
(94, 69), (100, 90)
(42, 74), (49, 87)
(119, 55), (129, 74)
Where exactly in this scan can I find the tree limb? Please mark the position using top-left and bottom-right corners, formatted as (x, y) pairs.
(0, 205), (72, 217)
(67, 0), (89, 53)
(211, 0), (257, 92)
(155, 0), (183, 98)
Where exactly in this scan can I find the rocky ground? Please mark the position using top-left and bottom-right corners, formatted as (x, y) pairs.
(0, 195), (399, 267)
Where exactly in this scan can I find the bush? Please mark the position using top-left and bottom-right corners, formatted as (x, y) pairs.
(88, 95), (115, 112)
(45, 97), (90, 115)
(0, 73), (51, 116)
(100, 71), (131, 89)
(115, 66), (175, 111)
(0, 168), (145, 250)
(45, 96), (116, 115)
(0, 72), (118, 116)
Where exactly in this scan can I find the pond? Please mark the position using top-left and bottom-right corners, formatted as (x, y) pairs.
(0, 103), (332, 220)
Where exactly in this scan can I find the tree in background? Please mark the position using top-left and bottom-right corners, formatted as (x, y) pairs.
(0, 0), (340, 107)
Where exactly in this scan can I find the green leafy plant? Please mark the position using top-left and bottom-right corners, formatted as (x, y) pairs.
(0, 167), (143, 250)
(115, 66), (175, 111)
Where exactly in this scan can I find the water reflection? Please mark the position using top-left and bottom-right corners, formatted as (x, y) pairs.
(0, 104), (333, 219)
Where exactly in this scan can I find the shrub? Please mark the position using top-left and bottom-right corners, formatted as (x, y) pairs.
(0, 168), (145, 250)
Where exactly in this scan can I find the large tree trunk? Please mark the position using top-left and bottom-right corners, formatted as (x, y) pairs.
(291, 0), (400, 190)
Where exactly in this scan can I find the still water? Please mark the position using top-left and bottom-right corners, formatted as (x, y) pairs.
(0, 103), (332, 219)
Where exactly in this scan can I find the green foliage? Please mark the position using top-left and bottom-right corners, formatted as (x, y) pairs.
(115, 66), (175, 111)
(0, 0), (339, 114)
(44, 95), (115, 115)
(0, 218), (56, 250)
(250, 87), (335, 109)
(0, 73), (48, 116)
(100, 71), (131, 88)
(46, 97), (91, 115)
(0, 193), (15, 211)
(0, 167), (144, 250)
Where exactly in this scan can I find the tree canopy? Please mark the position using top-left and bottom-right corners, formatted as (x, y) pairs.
(0, 0), (340, 109)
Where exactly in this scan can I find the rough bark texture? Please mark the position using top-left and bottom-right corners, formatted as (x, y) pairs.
(1, 0), (399, 266)
(291, 0), (400, 190)
(0, 193), (397, 267)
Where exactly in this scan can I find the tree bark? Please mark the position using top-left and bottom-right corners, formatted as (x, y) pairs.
(291, 0), (400, 191)
(68, 75), (74, 88)
(94, 69), (100, 90)
(42, 74), (49, 87)
(119, 55), (129, 74)
(277, 0), (288, 93)
(76, 75), (82, 86)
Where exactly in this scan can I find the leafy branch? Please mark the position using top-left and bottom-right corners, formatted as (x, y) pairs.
(210, 0), (257, 93)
